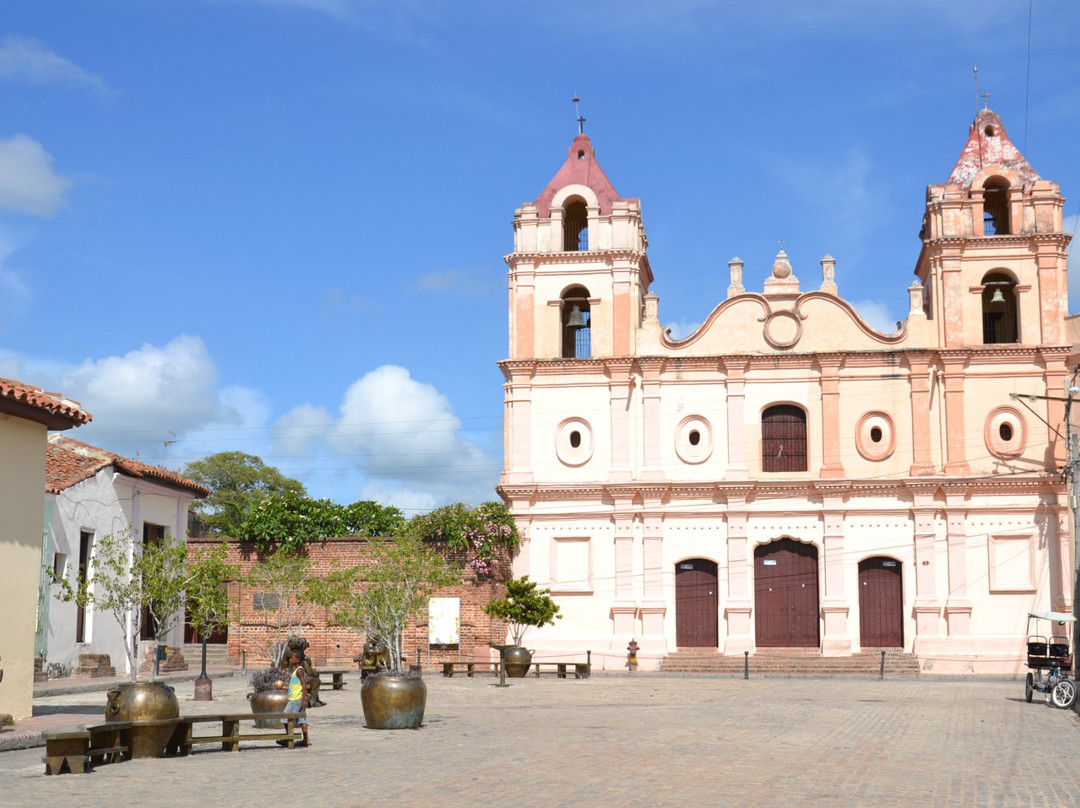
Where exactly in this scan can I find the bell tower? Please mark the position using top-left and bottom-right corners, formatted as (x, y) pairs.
(506, 133), (652, 362)
(916, 108), (1070, 348)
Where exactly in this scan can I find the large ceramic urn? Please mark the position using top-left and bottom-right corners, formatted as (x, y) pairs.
(106, 681), (179, 758)
(503, 646), (533, 678)
(248, 687), (290, 728)
(360, 674), (427, 729)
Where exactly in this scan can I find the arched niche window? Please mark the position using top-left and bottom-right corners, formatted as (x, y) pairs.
(761, 404), (807, 472)
(981, 271), (1018, 344)
(561, 285), (591, 359)
(983, 179), (1011, 235)
(564, 199), (588, 252)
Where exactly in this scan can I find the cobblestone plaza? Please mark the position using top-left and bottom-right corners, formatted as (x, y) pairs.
(2, 672), (1077, 807)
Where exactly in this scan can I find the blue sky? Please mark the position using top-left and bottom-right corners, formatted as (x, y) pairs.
(2, 1), (1078, 514)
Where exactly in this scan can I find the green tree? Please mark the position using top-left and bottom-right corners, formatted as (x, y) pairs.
(230, 549), (330, 667)
(482, 576), (561, 646)
(403, 501), (519, 577)
(52, 529), (190, 681)
(315, 532), (462, 673)
(237, 493), (404, 553)
(183, 451), (306, 537)
(185, 543), (236, 643)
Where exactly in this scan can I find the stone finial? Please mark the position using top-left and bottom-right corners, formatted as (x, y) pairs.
(820, 254), (837, 294)
(771, 249), (792, 279)
(908, 279), (925, 315)
(763, 248), (800, 300)
(727, 257), (745, 298)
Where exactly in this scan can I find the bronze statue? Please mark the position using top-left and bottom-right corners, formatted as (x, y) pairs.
(355, 636), (390, 679)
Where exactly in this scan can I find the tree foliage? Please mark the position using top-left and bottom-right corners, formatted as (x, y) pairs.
(315, 532), (462, 673)
(402, 501), (519, 577)
(237, 493), (405, 553)
(483, 576), (561, 646)
(52, 530), (191, 681)
(230, 549), (333, 667)
(183, 451), (307, 537)
(185, 543), (236, 640)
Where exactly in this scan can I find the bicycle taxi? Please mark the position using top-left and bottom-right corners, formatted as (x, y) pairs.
(1024, 611), (1077, 708)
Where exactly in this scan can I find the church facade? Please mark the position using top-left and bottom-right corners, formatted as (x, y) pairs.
(497, 109), (1074, 674)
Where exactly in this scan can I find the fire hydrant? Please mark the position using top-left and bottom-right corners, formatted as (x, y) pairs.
(626, 639), (639, 672)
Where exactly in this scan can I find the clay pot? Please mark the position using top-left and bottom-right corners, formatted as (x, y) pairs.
(248, 688), (290, 727)
(360, 674), (427, 729)
(105, 681), (179, 758)
(503, 646), (533, 678)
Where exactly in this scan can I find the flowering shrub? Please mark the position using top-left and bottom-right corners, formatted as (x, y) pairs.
(403, 502), (519, 578)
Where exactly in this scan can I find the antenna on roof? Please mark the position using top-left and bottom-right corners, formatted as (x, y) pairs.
(973, 62), (979, 115)
(572, 92), (585, 135)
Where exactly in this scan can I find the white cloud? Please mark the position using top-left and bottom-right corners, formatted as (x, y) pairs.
(0, 135), (72, 216)
(61, 335), (223, 438)
(850, 300), (901, 333)
(275, 364), (500, 508)
(664, 319), (701, 341)
(0, 36), (111, 95)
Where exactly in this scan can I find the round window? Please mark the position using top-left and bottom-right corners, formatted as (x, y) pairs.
(556, 418), (593, 466)
(675, 416), (713, 464)
(855, 412), (895, 461)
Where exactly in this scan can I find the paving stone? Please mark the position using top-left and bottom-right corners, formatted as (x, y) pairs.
(0, 671), (1077, 807)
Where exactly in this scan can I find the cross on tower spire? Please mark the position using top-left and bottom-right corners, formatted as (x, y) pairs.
(572, 93), (586, 135)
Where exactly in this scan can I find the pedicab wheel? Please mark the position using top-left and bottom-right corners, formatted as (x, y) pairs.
(1025, 672), (1034, 703)
(1051, 678), (1076, 709)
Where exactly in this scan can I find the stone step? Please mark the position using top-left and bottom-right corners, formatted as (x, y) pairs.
(661, 649), (921, 677)
(181, 643), (230, 667)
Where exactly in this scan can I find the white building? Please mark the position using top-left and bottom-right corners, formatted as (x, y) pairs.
(43, 435), (208, 677)
(498, 110), (1073, 674)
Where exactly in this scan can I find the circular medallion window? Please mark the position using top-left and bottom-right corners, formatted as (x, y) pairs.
(762, 310), (803, 350)
(675, 416), (713, 464)
(985, 407), (1025, 459)
(556, 417), (594, 466)
(855, 411), (895, 461)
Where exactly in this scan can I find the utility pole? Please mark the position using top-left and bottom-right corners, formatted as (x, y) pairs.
(1066, 385), (1080, 676)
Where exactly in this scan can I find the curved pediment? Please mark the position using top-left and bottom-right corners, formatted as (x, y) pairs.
(659, 292), (906, 355)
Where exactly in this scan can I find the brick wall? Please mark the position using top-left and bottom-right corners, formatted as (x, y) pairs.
(187, 536), (511, 670)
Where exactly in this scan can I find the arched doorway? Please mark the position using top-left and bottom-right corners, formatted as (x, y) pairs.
(754, 538), (819, 647)
(675, 559), (718, 647)
(858, 557), (903, 647)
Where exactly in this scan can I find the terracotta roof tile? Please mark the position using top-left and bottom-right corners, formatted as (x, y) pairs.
(46, 435), (209, 497)
(0, 376), (91, 429)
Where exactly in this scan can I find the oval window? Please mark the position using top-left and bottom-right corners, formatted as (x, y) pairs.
(999, 423), (1013, 442)
(569, 431), (581, 448)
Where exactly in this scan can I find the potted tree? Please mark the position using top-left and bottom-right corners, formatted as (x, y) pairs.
(319, 531), (460, 729)
(230, 548), (327, 725)
(483, 576), (561, 677)
(185, 543), (235, 700)
(52, 529), (190, 757)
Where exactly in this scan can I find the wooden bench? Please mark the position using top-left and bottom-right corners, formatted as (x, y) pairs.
(319, 669), (349, 690)
(441, 661), (501, 678)
(166, 711), (306, 755)
(530, 662), (590, 679)
(43, 721), (131, 775)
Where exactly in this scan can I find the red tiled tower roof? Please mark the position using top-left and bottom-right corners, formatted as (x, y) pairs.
(946, 108), (1040, 189)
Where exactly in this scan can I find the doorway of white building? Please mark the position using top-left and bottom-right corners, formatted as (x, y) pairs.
(675, 559), (718, 647)
(858, 557), (904, 647)
(754, 538), (820, 647)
